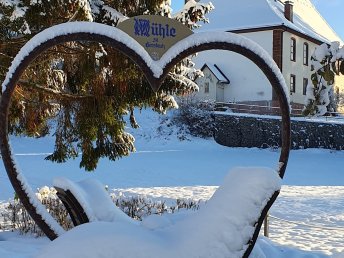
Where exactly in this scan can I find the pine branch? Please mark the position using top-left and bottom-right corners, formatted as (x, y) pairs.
(0, 52), (14, 59)
(68, 6), (83, 22)
(18, 80), (93, 100)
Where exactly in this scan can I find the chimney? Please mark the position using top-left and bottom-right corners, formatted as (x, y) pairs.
(284, 1), (294, 23)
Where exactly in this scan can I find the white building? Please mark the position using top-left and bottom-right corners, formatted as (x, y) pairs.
(194, 0), (343, 112)
(196, 63), (230, 103)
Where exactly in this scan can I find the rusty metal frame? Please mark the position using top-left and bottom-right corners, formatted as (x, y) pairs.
(0, 29), (291, 257)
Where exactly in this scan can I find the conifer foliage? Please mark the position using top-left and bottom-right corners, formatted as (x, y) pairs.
(0, 0), (214, 170)
(303, 42), (344, 116)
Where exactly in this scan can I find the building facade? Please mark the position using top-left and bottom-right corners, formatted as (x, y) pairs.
(193, 0), (343, 113)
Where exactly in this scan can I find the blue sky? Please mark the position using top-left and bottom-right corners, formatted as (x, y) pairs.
(312, 0), (344, 40)
(171, 0), (344, 41)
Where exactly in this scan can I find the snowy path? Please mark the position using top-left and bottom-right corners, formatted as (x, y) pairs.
(271, 186), (344, 255)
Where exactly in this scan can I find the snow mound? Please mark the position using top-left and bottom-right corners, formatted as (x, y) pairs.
(38, 167), (281, 258)
(53, 178), (135, 224)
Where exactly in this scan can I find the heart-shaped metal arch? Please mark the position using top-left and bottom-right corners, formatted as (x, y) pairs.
(0, 22), (291, 257)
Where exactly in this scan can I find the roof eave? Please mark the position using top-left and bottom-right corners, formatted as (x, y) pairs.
(227, 24), (327, 45)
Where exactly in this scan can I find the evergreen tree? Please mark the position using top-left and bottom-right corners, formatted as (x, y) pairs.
(303, 42), (344, 116)
(0, 0), (214, 170)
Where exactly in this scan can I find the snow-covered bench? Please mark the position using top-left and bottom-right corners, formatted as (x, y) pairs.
(54, 178), (135, 226)
(52, 167), (281, 258)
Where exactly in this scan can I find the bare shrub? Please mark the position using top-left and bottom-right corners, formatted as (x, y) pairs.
(172, 98), (215, 138)
(1, 187), (201, 236)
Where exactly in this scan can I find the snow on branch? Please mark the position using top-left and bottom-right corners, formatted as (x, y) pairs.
(172, 0), (215, 29)
(303, 42), (344, 116)
(102, 5), (128, 24)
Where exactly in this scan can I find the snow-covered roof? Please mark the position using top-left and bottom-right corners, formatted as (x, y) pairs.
(202, 63), (230, 84)
(200, 0), (343, 44)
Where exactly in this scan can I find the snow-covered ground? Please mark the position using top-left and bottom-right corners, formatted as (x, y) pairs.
(0, 109), (344, 257)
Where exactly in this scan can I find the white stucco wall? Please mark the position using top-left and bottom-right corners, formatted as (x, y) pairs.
(195, 66), (217, 101)
(282, 31), (318, 105)
(336, 75), (344, 113)
(195, 66), (227, 102)
(242, 31), (274, 56)
(282, 32), (344, 111)
(194, 31), (274, 103)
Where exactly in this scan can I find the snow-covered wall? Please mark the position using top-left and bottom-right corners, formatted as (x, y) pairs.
(194, 31), (273, 103)
(214, 113), (344, 150)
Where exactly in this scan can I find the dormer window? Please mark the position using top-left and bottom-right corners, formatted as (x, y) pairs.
(303, 43), (309, 66)
(290, 38), (296, 61)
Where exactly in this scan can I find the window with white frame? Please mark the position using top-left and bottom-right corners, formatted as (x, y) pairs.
(290, 38), (296, 61)
(290, 74), (296, 93)
(204, 82), (209, 93)
(303, 78), (308, 95)
(303, 43), (309, 66)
